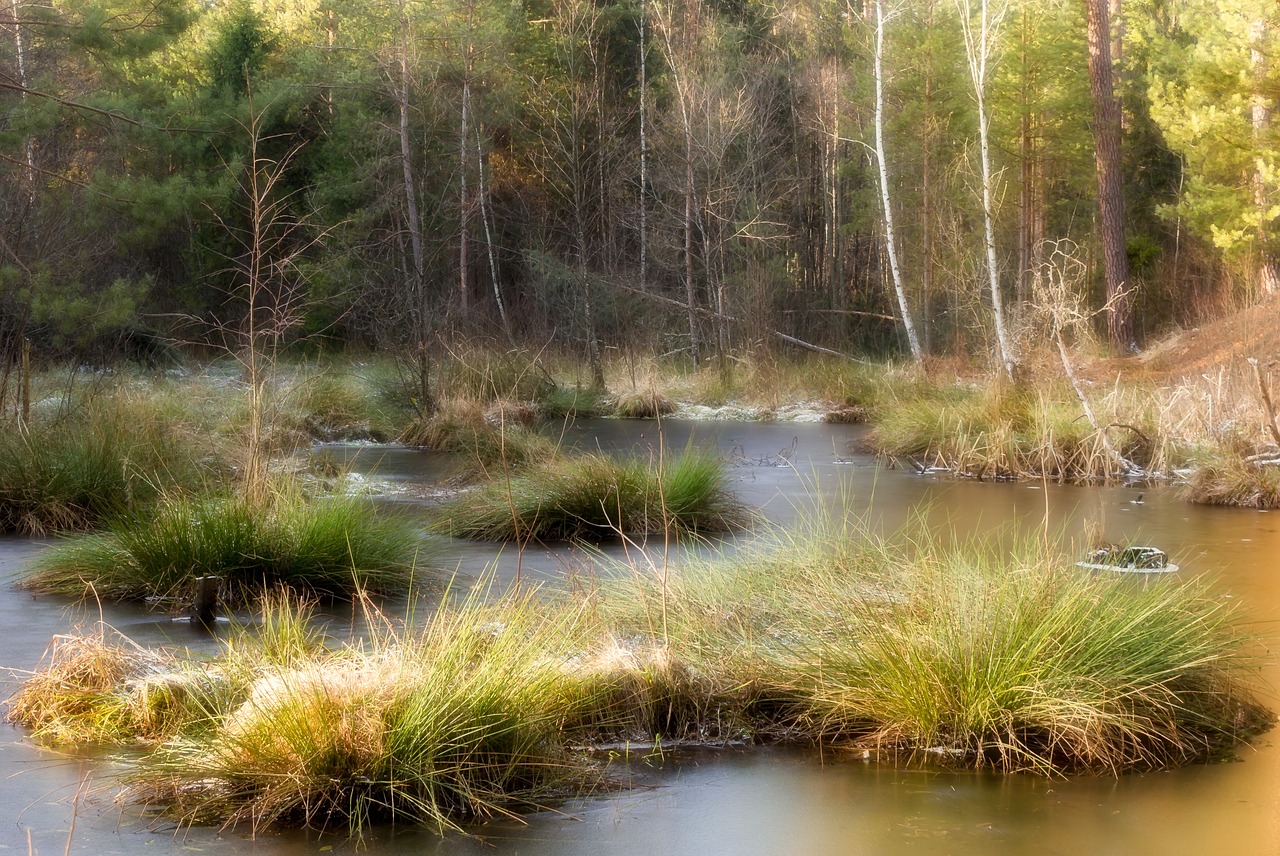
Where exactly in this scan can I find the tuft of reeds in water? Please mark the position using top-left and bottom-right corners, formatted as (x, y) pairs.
(5, 626), (170, 744)
(131, 590), (603, 834)
(1178, 446), (1280, 508)
(0, 394), (217, 535)
(601, 520), (1271, 773)
(21, 492), (427, 603)
(869, 379), (1170, 482)
(400, 399), (557, 473)
(613, 390), (676, 419)
(8, 519), (1271, 836)
(430, 451), (750, 542)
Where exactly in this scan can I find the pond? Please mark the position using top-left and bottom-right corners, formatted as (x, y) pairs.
(4, 418), (1278, 855)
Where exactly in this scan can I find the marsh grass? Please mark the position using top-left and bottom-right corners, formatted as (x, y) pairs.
(400, 399), (558, 472)
(870, 379), (1173, 482)
(130, 590), (604, 834)
(0, 391), (220, 535)
(6, 626), (168, 744)
(1178, 447), (1280, 508)
(600, 521), (1270, 773)
(613, 390), (676, 419)
(8, 522), (1271, 835)
(22, 492), (426, 603)
(285, 363), (408, 442)
(431, 451), (749, 542)
(539, 385), (610, 419)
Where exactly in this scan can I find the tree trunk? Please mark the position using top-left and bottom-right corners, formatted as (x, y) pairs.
(638, 0), (648, 291)
(1086, 0), (1132, 348)
(958, 0), (1016, 379)
(458, 59), (472, 316)
(397, 4), (433, 415)
(476, 126), (508, 332)
(10, 0), (35, 199)
(873, 0), (923, 362)
(1252, 18), (1279, 296)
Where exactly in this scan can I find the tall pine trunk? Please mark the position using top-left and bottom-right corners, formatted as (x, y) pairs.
(1086, 0), (1132, 348)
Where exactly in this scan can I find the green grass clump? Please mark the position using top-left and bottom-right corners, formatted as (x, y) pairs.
(431, 451), (749, 542)
(601, 522), (1271, 773)
(439, 348), (556, 404)
(8, 521), (1271, 835)
(539, 385), (610, 420)
(868, 379), (1169, 482)
(22, 493), (426, 603)
(286, 363), (407, 442)
(400, 400), (558, 473)
(1179, 447), (1280, 508)
(130, 591), (600, 834)
(0, 396), (216, 535)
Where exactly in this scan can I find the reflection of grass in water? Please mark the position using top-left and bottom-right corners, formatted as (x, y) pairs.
(21, 491), (427, 603)
(8, 520), (1271, 834)
(430, 451), (751, 542)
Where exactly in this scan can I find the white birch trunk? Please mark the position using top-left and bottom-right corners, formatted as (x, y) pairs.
(873, 0), (922, 362)
(475, 126), (508, 332)
(957, 0), (1015, 379)
(10, 0), (34, 198)
(459, 71), (471, 314)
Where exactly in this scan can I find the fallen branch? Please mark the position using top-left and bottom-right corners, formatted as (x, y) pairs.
(1055, 329), (1142, 476)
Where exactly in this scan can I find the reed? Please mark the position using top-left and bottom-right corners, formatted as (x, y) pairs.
(1178, 447), (1280, 508)
(400, 398), (558, 472)
(869, 379), (1172, 482)
(0, 392), (217, 534)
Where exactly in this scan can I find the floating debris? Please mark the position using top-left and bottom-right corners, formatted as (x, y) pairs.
(1077, 545), (1179, 574)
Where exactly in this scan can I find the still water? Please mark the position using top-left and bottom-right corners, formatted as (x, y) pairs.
(4, 419), (1278, 855)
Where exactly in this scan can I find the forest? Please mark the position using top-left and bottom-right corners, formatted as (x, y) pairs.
(1, 0), (1276, 376)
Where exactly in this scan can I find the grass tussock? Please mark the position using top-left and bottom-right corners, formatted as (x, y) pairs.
(284, 362), (408, 442)
(400, 399), (558, 473)
(601, 521), (1271, 774)
(1178, 447), (1280, 508)
(131, 591), (602, 833)
(8, 524), (1270, 834)
(6, 627), (170, 744)
(431, 451), (750, 542)
(21, 492), (426, 603)
(0, 393), (220, 535)
(613, 390), (676, 419)
(869, 378), (1170, 482)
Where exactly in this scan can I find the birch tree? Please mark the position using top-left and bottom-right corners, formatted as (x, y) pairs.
(872, 0), (923, 362)
(955, 0), (1016, 379)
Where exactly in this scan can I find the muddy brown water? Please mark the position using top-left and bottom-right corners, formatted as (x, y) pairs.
(3, 419), (1279, 855)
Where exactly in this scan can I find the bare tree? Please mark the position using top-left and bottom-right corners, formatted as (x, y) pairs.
(394, 0), (435, 415)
